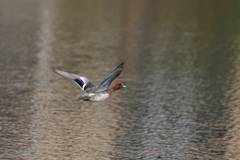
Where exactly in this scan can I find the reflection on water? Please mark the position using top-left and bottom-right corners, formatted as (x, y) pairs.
(1, 0), (240, 159)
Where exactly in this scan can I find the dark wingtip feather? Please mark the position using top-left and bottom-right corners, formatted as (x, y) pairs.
(51, 68), (58, 73)
(120, 62), (124, 68)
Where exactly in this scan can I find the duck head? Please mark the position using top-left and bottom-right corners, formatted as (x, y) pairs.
(112, 82), (127, 91)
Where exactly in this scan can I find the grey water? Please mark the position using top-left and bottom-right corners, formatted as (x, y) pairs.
(1, 0), (240, 159)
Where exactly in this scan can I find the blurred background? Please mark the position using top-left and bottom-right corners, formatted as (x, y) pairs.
(1, 0), (240, 159)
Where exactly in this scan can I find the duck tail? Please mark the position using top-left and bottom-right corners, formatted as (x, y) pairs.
(75, 97), (90, 101)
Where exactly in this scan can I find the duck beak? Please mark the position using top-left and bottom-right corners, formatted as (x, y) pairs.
(123, 86), (127, 88)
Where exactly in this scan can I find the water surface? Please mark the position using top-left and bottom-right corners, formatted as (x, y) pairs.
(1, 0), (240, 159)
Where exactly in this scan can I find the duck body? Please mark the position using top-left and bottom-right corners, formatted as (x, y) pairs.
(52, 62), (126, 102)
(81, 90), (112, 102)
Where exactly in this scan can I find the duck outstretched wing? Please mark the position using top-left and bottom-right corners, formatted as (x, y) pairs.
(52, 68), (96, 92)
(92, 62), (124, 92)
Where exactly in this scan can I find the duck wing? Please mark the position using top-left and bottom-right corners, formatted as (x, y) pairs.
(92, 62), (124, 92)
(52, 68), (96, 92)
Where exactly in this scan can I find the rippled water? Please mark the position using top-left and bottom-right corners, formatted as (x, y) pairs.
(1, 0), (240, 159)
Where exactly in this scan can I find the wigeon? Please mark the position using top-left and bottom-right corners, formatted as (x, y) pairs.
(52, 62), (126, 102)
